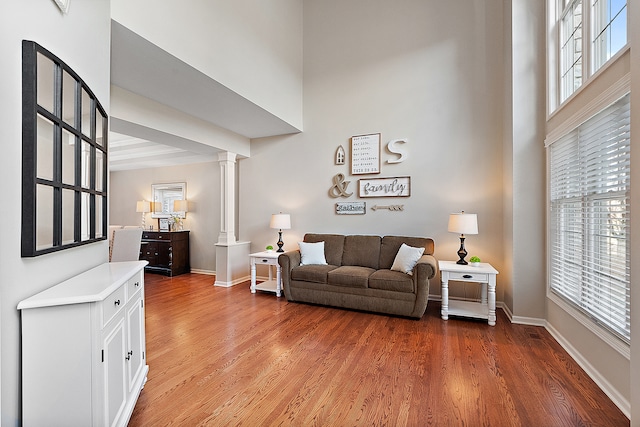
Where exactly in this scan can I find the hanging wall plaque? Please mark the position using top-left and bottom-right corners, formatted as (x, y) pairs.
(351, 133), (380, 175)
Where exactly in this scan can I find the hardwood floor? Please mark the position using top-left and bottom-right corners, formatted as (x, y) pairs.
(129, 273), (629, 426)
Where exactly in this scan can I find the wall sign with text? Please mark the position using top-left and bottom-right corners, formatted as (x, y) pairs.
(358, 176), (410, 198)
(351, 133), (380, 175)
(335, 201), (366, 215)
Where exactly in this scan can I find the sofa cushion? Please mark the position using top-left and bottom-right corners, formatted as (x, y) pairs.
(327, 265), (375, 288)
(390, 243), (425, 275)
(304, 233), (345, 266)
(369, 269), (414, 293)
(291, 264), (338, 284)
(379, 236), (434, 269)
(342, 235), (381, 269)
(299, 241), (328, 265)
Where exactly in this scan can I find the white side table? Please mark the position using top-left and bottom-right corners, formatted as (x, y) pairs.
(439, 260), (499, 326)
(250, 251), (283, 297)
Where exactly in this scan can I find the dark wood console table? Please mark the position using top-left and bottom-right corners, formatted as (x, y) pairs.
(139, 230), (190, 276)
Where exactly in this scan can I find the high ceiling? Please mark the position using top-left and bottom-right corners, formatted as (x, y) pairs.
(108, 20), (300, 171)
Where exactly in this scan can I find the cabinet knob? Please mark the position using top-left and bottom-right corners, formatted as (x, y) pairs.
(114, 299), (120, 306)
(463, 275), (472, 279)
(135, 281), (140, 287)
(126, 351), (133, 360)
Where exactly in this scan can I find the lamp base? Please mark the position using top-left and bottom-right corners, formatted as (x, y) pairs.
(456, 236), (468, 265)
(276, 230), (284, 252)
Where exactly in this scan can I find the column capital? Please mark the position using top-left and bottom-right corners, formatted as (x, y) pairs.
(218, 152), (237, 163)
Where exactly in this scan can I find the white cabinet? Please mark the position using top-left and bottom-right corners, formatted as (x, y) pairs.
(18, 261), (148, 427)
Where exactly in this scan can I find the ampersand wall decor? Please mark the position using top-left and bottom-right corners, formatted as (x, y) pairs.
(328, 173), (353, 198)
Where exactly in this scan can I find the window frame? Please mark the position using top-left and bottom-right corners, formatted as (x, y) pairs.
(548, 0), (628, 113)
(591, 0), (627, 72)
(559, 0), (584, 104)
(545, 76), (631, 356)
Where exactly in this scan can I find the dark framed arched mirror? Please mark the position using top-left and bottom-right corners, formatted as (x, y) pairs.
(21, 40), (108, 257)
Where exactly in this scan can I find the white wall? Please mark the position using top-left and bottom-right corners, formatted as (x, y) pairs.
(109, 162), (221, 273)
(239, 0), (507, 301)
(505, 0), (546, 321)
(111, 0), (303, 131)
(0, 1), (111, 424)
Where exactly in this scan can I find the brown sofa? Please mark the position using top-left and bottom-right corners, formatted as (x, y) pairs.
(278, 233), (438, 319)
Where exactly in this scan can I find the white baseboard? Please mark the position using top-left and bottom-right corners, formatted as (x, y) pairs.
(189, 269), (215, 276)
(214, 275), (250, 287)
(498, 302), (546, 326)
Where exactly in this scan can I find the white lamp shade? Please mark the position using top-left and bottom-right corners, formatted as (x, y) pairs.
(136, 200), (150, 213)
(448, 213), (478, 235)
(173, 200), (188, 212)
(270, 213), (291, 230)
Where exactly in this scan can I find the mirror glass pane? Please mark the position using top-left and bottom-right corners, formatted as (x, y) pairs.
(81, 192), (90, 241)
(95, 195), (103, 238)
(62, 189), (75, 245)
(96, 150), (104, 191)
(81, 141), (91, 189)
(151, 183), (186, 218)
(62, 71), (76, 127)
(81, 88), (91, 137)
(36, 184), (53, 250)
(36, 114), (54, 180)
(36, 53), (54, 113)
(62, 128), (75, 185)
(96, 110), (104, 146)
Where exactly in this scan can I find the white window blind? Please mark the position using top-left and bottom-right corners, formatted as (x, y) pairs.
(549, 92), (630, 342)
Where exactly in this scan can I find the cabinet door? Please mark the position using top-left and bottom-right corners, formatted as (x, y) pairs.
(126, 296), (146, 392)
(103, 318), (127, 427)
(141, 241), (159, 266)
(156, 241), (172, 268)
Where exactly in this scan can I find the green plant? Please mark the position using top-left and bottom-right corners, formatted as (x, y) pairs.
(266, 245), (274, 251)
(469, 256), (481, 263)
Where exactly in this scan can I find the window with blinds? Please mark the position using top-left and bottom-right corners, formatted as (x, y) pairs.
(549, 92), (630, 342)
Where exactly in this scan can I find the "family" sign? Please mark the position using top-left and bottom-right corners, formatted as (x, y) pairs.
(358, 177), (410, 198)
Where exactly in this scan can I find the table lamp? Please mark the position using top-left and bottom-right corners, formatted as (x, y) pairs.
(270, 213), (291, 252)
(136, 201), (150, 228)
(173, 200), (188, 215)
(448, 211), (478, 265)
(173, 200), (188, 230)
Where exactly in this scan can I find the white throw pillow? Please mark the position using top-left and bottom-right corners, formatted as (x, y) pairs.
(390, 243), (425, 275)
(299, 241), (328, 265)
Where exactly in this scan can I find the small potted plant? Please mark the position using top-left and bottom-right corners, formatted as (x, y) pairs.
(265, 245), (274, 252)
(469, 256), (481, 267)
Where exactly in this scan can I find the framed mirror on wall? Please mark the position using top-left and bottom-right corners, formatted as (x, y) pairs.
(151, 183), (186, 219)
(21, 40), (108, 257)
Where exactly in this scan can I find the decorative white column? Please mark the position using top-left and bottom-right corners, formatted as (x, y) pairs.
(217, 152), (237, 244)
(215, 151), (250, 287)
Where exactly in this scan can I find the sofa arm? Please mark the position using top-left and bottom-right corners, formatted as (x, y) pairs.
(409, 254), (438, 318)
(278, 250), (301, 300)
(414, 254), (438, 280)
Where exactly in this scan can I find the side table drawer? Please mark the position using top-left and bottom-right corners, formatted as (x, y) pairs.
(448, 271), (489, 283)
(257, 257), (278, 266)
